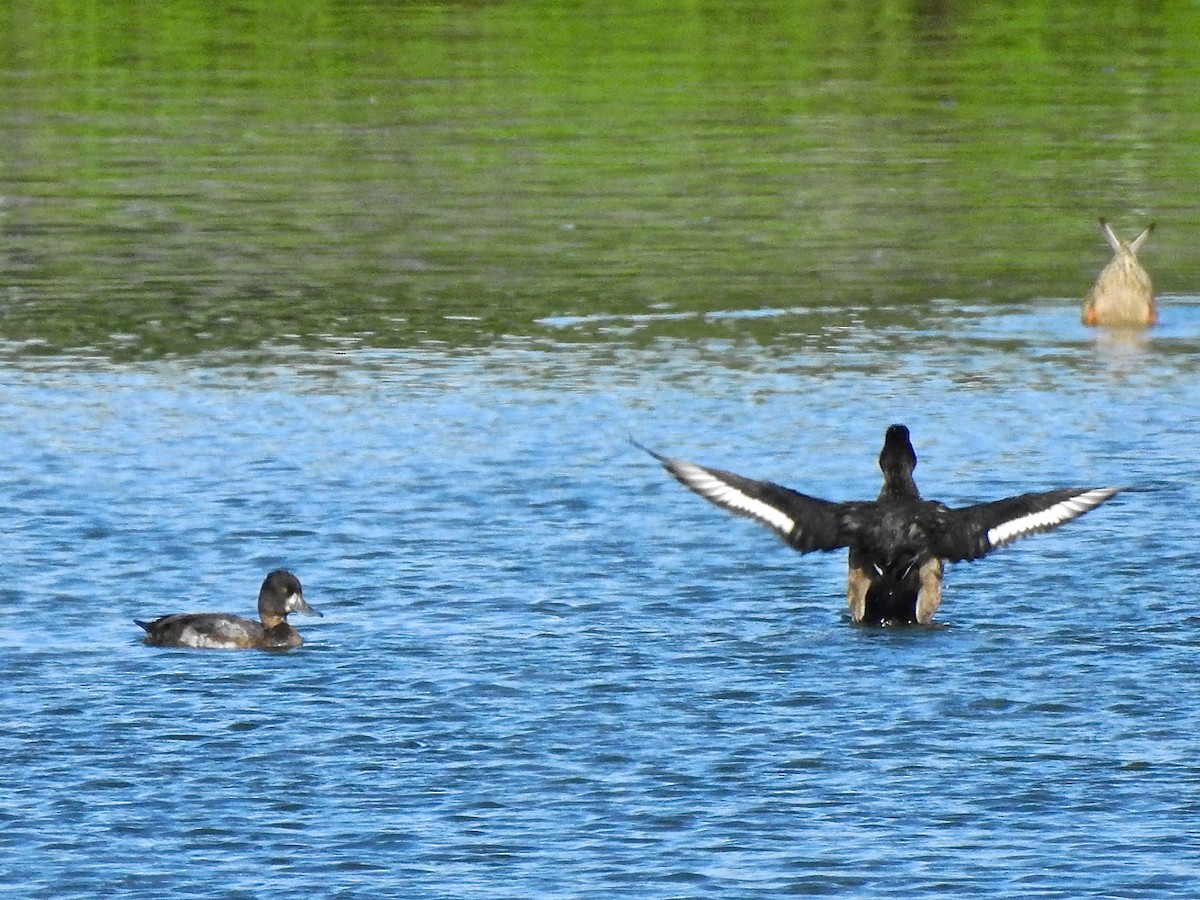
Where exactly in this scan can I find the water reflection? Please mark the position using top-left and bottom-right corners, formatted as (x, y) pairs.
(0, 1), (1196, 359)
(1090, 325), (1153, 366)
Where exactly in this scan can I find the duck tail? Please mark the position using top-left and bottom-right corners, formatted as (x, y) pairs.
(1130, 222), (1154, 254)
(134, 619), (153, 632)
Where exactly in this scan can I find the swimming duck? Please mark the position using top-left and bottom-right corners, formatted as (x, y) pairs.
(136, 569), (321, 649)
(1082, 218), (1155, 327)
(637, 425), (1122, 625)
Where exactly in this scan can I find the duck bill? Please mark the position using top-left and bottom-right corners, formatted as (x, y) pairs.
(288, 594), (323, 617)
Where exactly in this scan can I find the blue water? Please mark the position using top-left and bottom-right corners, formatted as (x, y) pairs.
(3, 303), (1200, 898)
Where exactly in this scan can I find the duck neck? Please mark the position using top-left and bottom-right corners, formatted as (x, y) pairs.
(878, 466), (921, 501)
(877, 427), (921, 501)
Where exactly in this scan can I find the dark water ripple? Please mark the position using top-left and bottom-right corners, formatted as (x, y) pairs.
(3, 308), (1200, 897)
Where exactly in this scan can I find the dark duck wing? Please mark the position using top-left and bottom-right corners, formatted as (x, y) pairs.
(634, 441), (848, 552)
(934, 487), (1123, 562)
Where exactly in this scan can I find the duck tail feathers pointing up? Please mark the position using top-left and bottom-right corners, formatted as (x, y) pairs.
(1130, 222), (1155, 254)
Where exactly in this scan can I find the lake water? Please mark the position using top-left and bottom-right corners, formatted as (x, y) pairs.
(3, 309), (1200, 897)
(4, 1), (1200, 897)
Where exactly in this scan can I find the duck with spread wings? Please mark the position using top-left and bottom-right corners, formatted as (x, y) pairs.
(636, 425), (1123, 625)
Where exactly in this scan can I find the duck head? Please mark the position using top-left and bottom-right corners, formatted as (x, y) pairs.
(257, 569), (322, 628)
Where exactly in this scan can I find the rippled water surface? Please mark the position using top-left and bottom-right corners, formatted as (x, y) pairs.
(4, 1), (1200, 895)
(3, 303), (1200, 898)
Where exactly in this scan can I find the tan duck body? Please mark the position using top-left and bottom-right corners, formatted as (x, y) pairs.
(1083, 219), (1155, 327)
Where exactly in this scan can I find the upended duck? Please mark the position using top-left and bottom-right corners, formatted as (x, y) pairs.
(136, 569), (321, 649)
(637, 425), (1123, 625)
(1082, 218), (1155, 327)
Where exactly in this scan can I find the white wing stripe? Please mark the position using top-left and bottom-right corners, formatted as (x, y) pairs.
(671, 461), (797, 536)
(986, 488), (1118, 548)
